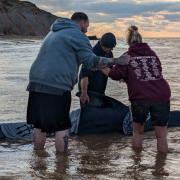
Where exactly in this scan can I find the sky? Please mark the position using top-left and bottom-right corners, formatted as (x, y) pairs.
(28, 0), (180, 38)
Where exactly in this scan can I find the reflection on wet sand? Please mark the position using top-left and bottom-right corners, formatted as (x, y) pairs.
(124, 151), (169, 179)
(72, 135), (133, 179)
(30, 150), (48, 178)
(30, 150), (69, 179)
(77, 135), (113, 176)
(152, 153), (169, 178)
(126, 151), (144, 179)
(0, 129), (180, 179)
(70, 133), (172, 179)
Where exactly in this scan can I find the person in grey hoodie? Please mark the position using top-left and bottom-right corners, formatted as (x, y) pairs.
(26, 12), (128, 153)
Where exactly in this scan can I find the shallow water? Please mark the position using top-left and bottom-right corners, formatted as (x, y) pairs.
(1, 129), (180, 179)
(0, 37), (180, 179)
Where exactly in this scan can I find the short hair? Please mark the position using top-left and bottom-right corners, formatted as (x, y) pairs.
(71, 12), (89, 22)
(126, 25), (142, 45)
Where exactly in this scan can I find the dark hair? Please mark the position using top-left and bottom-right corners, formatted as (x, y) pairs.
(100, 32), (116, 48)
(71, 12), (89, 21)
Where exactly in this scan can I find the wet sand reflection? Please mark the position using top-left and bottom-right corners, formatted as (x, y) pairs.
(0, 128), (180, 179)
(30, 149), (69, 179)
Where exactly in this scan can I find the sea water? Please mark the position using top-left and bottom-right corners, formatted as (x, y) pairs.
(0, 37), (180, 179)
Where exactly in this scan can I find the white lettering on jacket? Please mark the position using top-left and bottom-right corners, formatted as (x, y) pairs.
(130, 56), (162, 81)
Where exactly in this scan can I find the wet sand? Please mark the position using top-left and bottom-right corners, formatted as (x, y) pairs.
(0, 128), (180, 179)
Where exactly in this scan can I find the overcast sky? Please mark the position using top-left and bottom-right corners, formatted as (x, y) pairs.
(28, 0), (180, 37)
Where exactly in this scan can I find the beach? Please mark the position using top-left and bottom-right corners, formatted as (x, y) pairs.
(0, 37), (180, 179)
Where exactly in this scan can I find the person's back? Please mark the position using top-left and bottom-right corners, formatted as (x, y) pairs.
(109, 42), (170, 102)
(27, 12), (121, 153)
(102, 26), (171, 153)
(107, 27), (171, 103)
(30, 18), (100, 91)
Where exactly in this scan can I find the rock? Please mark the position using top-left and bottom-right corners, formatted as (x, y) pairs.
(0, 0), (58, 36)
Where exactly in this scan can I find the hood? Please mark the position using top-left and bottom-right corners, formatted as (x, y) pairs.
(51, 18), (79, 32)
(128, 43), (156, 56)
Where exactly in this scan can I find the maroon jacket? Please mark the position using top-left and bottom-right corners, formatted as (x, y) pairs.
(109, 43), (171, 102)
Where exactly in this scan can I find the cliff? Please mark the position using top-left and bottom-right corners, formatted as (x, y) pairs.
(0, 0), (58, 36)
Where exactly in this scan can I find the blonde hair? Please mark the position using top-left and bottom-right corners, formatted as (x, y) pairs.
(126, 25), (142, 45)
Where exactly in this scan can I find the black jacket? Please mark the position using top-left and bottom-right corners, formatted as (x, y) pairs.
(79, 41), (113, 94)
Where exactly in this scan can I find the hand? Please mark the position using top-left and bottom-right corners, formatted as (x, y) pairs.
(113, 53), (131, 65)
(80, 93), (90, 106)
(119, 79), (125, 83)
(98, 64), (107, 70)
(101, 67), (111, 76)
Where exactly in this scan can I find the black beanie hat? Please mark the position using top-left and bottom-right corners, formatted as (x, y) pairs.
(100, 32), (116, 48)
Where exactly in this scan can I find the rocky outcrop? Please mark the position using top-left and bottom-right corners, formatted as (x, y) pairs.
(0, 0), (58, 36)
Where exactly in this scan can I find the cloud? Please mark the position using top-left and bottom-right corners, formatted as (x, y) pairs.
(29, 0), (180, 15)
(135, 0), (180, 3)
(54, 11), (74, 18)
(27, 0), (180, 37)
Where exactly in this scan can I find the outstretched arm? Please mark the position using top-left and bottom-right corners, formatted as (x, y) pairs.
(101, 64), (128, 81)
(71, 33), (129, 69)
(80, 77), (90, 106)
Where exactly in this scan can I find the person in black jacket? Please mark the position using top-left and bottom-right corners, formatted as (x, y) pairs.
(79, 32), (116, 105)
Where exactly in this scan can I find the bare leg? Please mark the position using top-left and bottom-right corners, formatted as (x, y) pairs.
(33, 128), (46, 150)
(55, 129), (69, 153)
(154, 126), (168, 153)
(132, 122), (144, 151)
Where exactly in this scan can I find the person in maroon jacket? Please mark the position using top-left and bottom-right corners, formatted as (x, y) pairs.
(101, 26), (171, 153)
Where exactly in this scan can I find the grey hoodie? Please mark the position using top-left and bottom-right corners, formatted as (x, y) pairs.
(29, 18), (110, 92)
